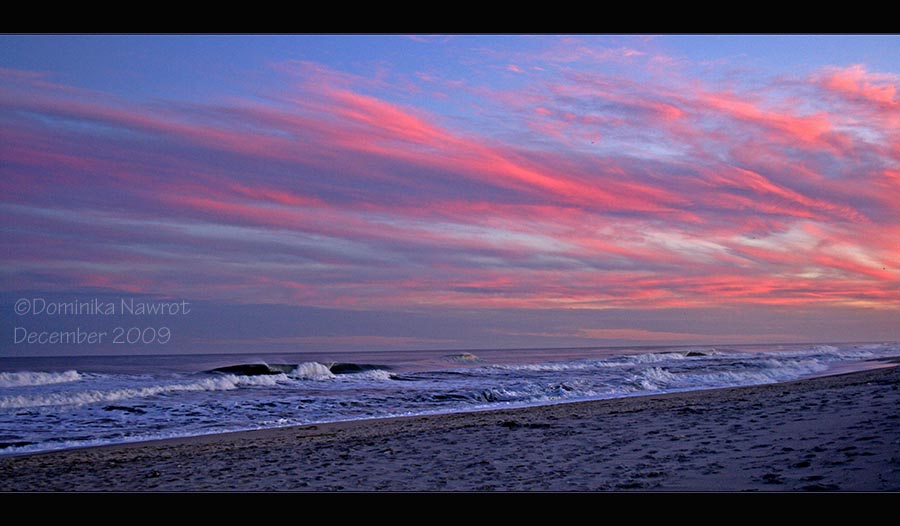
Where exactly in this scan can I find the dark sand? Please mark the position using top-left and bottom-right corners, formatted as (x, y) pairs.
(2, 365), (899, 491)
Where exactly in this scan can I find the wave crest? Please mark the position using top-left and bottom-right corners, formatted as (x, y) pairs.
(289, 362), (335, 380)
(0, 370), (83, 388)
(0, 374), (284, 409)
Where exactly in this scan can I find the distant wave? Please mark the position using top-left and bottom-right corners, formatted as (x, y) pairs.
(443, 353), (480, 363)
(209, 363), (295, 376)
(0, 370), (83, 388)
(328, 362), (390, 374)
(679, 347), (719, 357)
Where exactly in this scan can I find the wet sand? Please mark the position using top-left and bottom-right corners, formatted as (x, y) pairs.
(2, 365), (899, 491)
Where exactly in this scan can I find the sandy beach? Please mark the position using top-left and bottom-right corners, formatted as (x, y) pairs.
(1, 365), (898, 492)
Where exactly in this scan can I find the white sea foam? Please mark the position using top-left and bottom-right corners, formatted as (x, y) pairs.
(629, 357), (833, 392)
(289, 362), (335, 380)
(0, 374), (285, 409)
(628, 352), (687, 364)
(340, 369), (393, 381)
(631, 366), (679, 390)
(0, 370), (83, 388)
(490, 361), (598, 372)
(286, 362), (392, 381)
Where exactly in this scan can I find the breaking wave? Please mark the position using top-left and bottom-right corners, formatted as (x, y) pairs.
(0, 370), (84, 388)
(208, 362), (391, 380)
(289, 362), (335, 380)
(0, 374), (284, 409)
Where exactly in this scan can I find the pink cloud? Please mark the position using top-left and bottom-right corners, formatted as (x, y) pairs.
(2, 52), (899, 314)
(692, 90), (840, 151)
(819, 64), (898, 107)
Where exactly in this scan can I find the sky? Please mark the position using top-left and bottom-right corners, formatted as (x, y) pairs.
(1, 35), (899, 356)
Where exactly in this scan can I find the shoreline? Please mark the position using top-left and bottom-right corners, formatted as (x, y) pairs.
(7, 359), (896, 461)
(2, 365), (899, 491)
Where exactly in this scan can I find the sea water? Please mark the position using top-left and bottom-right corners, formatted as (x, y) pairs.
(1, 342), (898, 455)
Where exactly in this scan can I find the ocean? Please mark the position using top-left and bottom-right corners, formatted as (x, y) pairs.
(1, 342), (898, 456)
